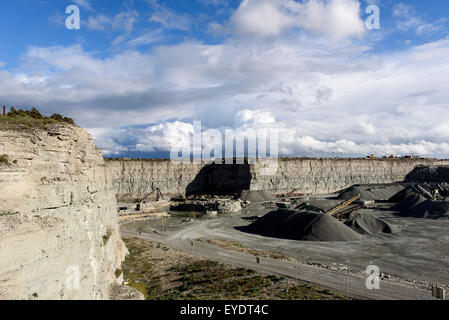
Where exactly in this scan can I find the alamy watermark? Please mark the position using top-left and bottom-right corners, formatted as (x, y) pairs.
(365, 5), (381, 30)
(65, 5), (80, 30)
(65, 265), (80, 290)
(169, 121), (279, 176)
(365, 265), (380, 290)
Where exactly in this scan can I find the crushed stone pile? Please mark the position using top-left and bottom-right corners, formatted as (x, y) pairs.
(337, 184), (406, 201)
(405, 201), (449, 219)
(238, 209), (365, 242)
(235, 190), (276, 203)
(405, 166), (449, 183)
(345, 212), (397, 235)
(388, 186), (427, 204)
(387, 186), (426, 204)
(390, 187), (449, 219)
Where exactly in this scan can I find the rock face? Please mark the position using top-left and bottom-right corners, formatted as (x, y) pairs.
(0, 124), (127, 300)
(250, 158), (449, 194)
(105, 158), (449, 200)
(105, 159), (205, 201)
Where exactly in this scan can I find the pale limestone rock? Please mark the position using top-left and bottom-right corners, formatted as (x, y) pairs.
(105, 158), (449, 199)
(0, 124), (127, 300)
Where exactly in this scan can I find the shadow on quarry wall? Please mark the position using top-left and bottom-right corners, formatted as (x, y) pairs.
(186, 160), (252, 196)
(405, 165), (449, 183)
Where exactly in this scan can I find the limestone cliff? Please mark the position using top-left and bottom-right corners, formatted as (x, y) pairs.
(251, 158), (449, 194)
(106, 158), (449, 199)
(0, 124), (127, 300)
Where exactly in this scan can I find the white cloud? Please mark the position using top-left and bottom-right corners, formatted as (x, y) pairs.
(3, 1), (449, 158)
(148, 1), (192, 31)
(299, 0), (365, 42)
(126, 30), (164, 47)
(73, 0), (93, 11)
(230, 0), (365, 42)
(87, 14), (111, 31)
(86, 10), (140, 45)
(393, 3), (447, 36)
(231, 0), (297, 36)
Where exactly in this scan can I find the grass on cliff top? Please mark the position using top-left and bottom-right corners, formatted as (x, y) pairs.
(121, 237), (348, 300)
(0, 107), (75, 131)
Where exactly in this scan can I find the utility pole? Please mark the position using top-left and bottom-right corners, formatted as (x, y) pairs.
(256, 256), (261, 274)
(2, 105), (5, 116)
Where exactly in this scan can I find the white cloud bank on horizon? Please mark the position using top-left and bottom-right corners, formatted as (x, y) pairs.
(1, 0), (449, 158)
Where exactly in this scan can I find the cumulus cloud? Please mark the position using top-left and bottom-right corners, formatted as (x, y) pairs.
(2, 1), (449, 158)
(230, 0), (297, 36)
(299, 0), (365, 42)
(230, 0), (365, 42)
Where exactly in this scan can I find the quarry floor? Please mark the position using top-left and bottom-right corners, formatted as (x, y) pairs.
(123, 195), (449, 289)
(120, 237), (347, 300)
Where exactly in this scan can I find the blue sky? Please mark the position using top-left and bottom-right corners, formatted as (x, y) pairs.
(1, 0), (449, 158)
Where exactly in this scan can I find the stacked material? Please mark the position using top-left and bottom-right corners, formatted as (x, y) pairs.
(390, 187), (427, 210)
(390, 187), (449, 219)
(337, 184), (407, 201)
(239, 209), (365, 242)
(405, 166), (449, 183)
(345, 212), (397, 235)
(404, 201), (449, 219)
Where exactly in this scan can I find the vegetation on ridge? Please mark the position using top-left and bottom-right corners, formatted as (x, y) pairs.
(0, 107), (75, 131)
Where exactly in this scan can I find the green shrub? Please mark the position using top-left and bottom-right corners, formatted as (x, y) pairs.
(2, 107), (76, 129)
(102, 229), (112, 245)
(50, 113), (64, 122)
(0, 154), (9, 165)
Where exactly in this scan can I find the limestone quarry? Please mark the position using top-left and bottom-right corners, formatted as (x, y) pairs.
(2, 121), (449, 300)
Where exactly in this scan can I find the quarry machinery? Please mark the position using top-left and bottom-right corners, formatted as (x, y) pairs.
(137, 188), (165, 203)
(326, 195), (361, 217)
(333, 204), (364, 220)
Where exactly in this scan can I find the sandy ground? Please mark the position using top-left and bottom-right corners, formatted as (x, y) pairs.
(124, 194), (449, 289)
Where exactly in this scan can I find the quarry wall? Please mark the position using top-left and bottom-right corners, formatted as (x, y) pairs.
(0, 125), (127, 300)
(106, 158), (449, 200)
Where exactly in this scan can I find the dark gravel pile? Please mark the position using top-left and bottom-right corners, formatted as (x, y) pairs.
(345, 212), (397, 235)
(337, 184), (407, 201)
(390, 187), (449, 219)
(405, 166), (449, 183)
(239, 209), (364, 242)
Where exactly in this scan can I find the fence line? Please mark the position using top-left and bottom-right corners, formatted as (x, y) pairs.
(121, 229), (438, 300)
